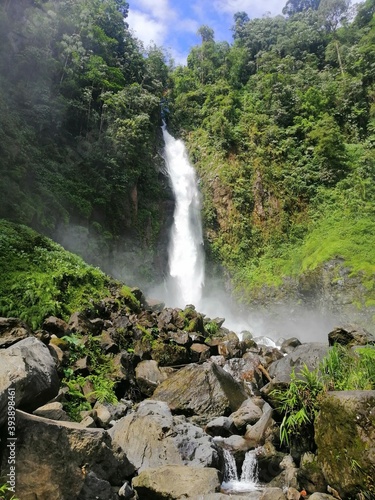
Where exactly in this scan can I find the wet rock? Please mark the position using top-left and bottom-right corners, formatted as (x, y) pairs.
(268, 455), (299, 490)
(245, 403), (276, 448)
(151, 361), (248, 419)
(0, 317), (31, 348)
(223, 352), (265, 391)
(68, 312), (95, 334)
(131, 465), (221, 499)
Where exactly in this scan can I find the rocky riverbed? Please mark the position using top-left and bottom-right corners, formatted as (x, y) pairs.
(0, 287), (374, 499)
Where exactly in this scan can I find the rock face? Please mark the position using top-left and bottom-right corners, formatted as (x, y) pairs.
(0, 337), (59, 426)
(109, 400), (220, 472)
(131, 465), (221, 499)
(151, 361), (248, 419)
(315, 390), (375, 498)
(7, 410), (133, 500)
(0, 317), (31, 348)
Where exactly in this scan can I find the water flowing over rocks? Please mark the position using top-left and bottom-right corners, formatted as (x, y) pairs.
(1, 295), (375, 499)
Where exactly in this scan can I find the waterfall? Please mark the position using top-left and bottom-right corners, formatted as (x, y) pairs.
(222, 448), (261, 494)
(240, 449), (259, 483)
(162, 125), (205, 308)
(223, 449), (238, 482)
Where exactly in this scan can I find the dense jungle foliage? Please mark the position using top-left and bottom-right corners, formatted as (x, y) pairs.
(167, 0), (375, 307)
(0, 0), (169, 263)
(0, 0), (374, 319)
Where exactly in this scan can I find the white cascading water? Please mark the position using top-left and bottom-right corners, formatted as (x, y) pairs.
(162, 125), (205, 308)
(221, 448), (260, 493)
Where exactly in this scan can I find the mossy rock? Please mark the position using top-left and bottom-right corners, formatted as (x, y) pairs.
(315, 391), (375, 498)
(151, 340), (188, 366)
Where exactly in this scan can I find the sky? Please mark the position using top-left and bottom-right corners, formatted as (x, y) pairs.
(126, 0), (287, 65)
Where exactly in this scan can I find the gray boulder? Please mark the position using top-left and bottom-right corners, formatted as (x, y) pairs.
(5, 410), (133, 500)
(109, 400), (220, 472)
(151, 361), (248, 419)
(268, 343), (329, 383)
(230, 398), (263, 431)
(0, 337), (59, 426)
(131, 465), (221, 499)
(33, 402), (71, 421)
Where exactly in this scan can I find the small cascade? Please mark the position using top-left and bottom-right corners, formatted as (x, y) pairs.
(240, 449), (259, 483)
(223, 449), (238, 482)
(222, 448), (262, 494)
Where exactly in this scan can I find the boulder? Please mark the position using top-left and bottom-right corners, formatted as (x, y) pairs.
(328, 324), (375, 347)
(280, 337), (302, 354)
(267, 343), (329, 383)
(135, 360), (173, 396)
(222, 352), (265, 391)
(33, 402), (71, 421)
(259, 488), (287, 500)
(131, 465), (221, 499)
(230, 398), (263, 431)
(190, 343), (211, 362)
(151, 361), (248, 419)
(0, 337), (59, 426)
(268, 455), (299, 490)
(42, 316), (70, 338)
(245, 404), (276, 448)
(308, 495), (337, 500)
(0, 317), (31, 348)
(205, 416), (236, 437)
(297, 452), (327, 494)
(315, 390), (375, 498)
(3, 410), (133, 500)
(109, 400), (220, 472)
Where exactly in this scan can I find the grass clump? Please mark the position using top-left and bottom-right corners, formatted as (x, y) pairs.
(271, 344), (375, 450)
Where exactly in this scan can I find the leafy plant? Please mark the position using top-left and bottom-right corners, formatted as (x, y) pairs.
(271, 364), (324, 448)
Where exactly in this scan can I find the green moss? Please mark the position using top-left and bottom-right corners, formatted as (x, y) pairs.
(151, 339), (187, 366)
(119, 285), (141, 312)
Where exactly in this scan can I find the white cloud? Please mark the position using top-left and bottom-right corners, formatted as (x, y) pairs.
(127, 10), (167, 47)
(213, 0), (284, 17)
(131, 0), (175, 21)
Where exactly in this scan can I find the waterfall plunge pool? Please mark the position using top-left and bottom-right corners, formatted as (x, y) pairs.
(221, 448), (264, 495)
